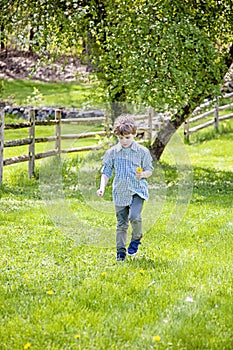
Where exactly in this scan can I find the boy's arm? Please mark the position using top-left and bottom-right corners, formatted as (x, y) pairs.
(138, 149), (154, 179)
(97, 174), (109, 197)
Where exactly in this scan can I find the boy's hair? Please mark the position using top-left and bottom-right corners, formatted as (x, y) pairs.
(113, 115), (137, 136)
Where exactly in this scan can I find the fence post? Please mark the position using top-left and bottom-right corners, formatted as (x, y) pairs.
(148, 106), (153, 144)
(28, 109), (35, 178)
(55, 109), (61, 157)
(184, 119), (190, 142)
(104, 111), (110, 137)
(214, 103), (219, 131)
(0, 109), (4, 184)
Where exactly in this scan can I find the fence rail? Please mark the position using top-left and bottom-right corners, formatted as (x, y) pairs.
(0, 106), (158, 183)
(184, 92), (233, 141)
(0, 109), (107, 183)
(3, 96), (232, 183)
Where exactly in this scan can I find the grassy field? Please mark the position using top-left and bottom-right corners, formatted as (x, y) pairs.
(1, 78), (103, 108)
(0, 107), (233, 349)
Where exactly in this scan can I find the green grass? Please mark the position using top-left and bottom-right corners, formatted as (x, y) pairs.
(1, 79), (103, 108)
(0, 117), (233, 349)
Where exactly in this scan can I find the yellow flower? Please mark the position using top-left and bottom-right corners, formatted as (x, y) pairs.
(24, 342), (31, 350)
(23, 274), (29, 279)
(139, 269), (144, 274)
(101, 272), (107, 277)
(153, 335), (161, 342)
(136, 167), (143, 173)
(74, 334), (80, 340)
(47, 290), (54, 295)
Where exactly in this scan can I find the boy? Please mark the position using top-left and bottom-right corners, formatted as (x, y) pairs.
(97, 115), (153, 261)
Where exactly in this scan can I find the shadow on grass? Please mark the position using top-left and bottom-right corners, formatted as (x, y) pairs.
(126, 255), (158, 270)
(193, 166), (233, 194)
(162, 162), (233, 207)
(1, 159), (232, 208)
(126, 254), (179, 272)
(0, 181), (40, 199)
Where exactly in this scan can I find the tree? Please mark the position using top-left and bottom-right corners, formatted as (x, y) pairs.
(86, 0), (233, 159)
(1, 0), (233, 159)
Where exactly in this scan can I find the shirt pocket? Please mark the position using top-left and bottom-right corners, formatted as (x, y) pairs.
(132, 155), (142, 168)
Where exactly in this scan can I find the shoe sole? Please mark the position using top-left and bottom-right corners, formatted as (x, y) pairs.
(127, 251), (138, 256)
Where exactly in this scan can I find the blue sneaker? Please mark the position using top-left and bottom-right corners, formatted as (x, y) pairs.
(116, 248), (126, 261)
(127, 239), (141, 256)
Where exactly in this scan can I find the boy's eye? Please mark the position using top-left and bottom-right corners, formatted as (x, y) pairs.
(119, 136), (130, 139)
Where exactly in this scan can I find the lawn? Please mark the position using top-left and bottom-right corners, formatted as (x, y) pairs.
(1, 78), (103, 108)
(0, 88), (233, 349)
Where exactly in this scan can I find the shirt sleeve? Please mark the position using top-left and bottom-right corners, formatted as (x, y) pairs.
(101, 149), (113, 178)
(142, 149), (154, 172)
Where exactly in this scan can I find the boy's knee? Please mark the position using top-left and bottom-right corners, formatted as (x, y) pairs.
(129, 216), (141, 223)
(116, 223), (128, 230)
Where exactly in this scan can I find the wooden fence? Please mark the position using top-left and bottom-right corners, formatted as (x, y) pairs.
(0, 107), (155, 184)
(184, 92), (233, 141)
(4, 96), (232, 183)
(0, 109), (107, 183)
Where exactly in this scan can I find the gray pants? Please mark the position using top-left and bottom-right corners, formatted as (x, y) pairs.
(115, 194), (144, 250)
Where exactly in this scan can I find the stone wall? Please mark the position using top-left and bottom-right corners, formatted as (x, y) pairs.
(2, 105), (105, 120)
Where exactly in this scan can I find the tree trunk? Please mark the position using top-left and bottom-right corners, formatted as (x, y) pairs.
(149, 103), (193, 161)
(0, 24), (5, 50)
(28, 28), (34, 53)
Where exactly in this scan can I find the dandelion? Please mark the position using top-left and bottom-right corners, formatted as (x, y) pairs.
(153, 335), (161, 342)
(139, 269), (144, 274)
(23, 274), (29, 279)
(101, 272), (106, 277)
(47, 290), (54, 295)
(136, 167), (143, 173)
(24, 342), (31, 350)
(74, 334), (80, 340)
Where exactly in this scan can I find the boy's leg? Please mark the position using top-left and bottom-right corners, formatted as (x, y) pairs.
(129, 194), (144, 241)
(115, 205), (129, 250)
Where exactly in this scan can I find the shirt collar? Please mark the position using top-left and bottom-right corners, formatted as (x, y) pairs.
(116, 140), (138, 152)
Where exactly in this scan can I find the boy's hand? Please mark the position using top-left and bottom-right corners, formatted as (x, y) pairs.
(136, 167), (143, 179)
(136, 172), (144, 179)
(136, 169), (153, 179)
(97, 174), (108, 197)
(97, 188), (105, 197)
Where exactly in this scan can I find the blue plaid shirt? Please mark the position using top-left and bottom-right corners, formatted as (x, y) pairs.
(101, 141), (154, 206)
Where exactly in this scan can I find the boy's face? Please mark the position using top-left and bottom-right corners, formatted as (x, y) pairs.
(117, 133), (135, 148)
